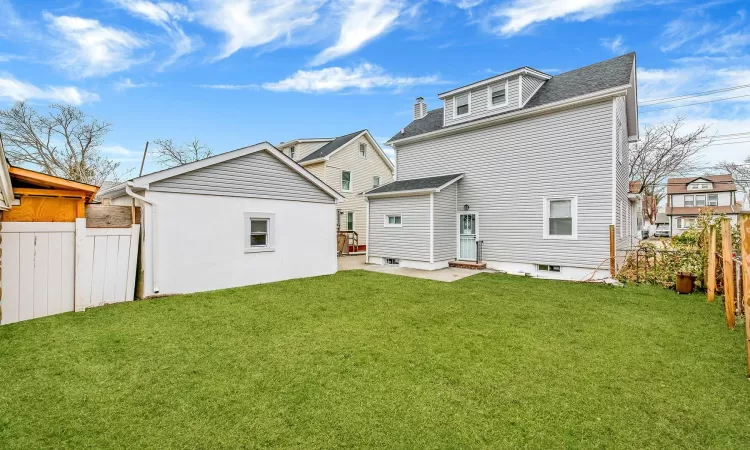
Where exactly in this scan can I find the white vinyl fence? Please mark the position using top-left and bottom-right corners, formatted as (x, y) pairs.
(1, 219), (140, 325)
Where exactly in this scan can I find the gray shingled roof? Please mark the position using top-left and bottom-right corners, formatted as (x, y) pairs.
(390, 52), (635, 142)
(366, 173), (462, 195)
(298, 129), (365, 163)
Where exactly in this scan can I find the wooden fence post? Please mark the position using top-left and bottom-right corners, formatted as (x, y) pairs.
(740, 213), (750, 378)
(609, 225), (615, 277)
(721, 219), (736, 330)
(707, 225), (716, 302)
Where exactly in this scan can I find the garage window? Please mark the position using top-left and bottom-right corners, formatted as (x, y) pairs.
(245, 213), (275, 253)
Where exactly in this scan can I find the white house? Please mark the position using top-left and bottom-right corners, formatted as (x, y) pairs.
(98, 142), (343, 297)
(365, 53), (638, 281)
(666, 174), (739, 235)
(277, 130), (395, 253)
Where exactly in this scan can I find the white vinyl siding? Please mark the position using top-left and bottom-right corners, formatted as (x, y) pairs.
(368, 195), (431, 262)
(521, 76), (545, 105)
(150, 149), (335, 204)
(282, 141), (330, 160)
(444, 76), (521, 126)
(394, 99), (615, 269)
(433, 183), (458, 261)
(614, 96), (631, 256)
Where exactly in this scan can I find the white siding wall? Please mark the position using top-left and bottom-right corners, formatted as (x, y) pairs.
(147, 191), (337, 296)
(368, 195), (431, 262)
(521, 76), (545, 105)
(319, 135), (394, 245)
(394, 100), (615, 270)
(671, 191), (732, 207)
(433, 184), (457, 262)
(443, 76), (521, 126)
(614, 96), (632, 259)
(281, 141), (330, 160)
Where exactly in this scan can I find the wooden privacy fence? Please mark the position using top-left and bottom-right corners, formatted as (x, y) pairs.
(1, 206), (140, 325)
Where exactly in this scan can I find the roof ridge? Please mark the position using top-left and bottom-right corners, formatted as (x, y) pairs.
(551, 52), (635, 78)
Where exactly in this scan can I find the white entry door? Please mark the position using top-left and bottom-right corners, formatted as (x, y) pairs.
(458, 213), (477, 260)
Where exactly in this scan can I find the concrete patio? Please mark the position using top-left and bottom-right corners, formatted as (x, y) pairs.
(338, 255), (491, 282)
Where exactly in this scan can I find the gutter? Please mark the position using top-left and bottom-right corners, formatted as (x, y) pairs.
(388, 85), (631, 146)
(125, 182), (160, 295)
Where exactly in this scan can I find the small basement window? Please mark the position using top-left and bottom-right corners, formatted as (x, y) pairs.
(385, 214), (402, 227)
(538, 265), (561, 272)
(455, 92), (470, 116)
(384, 258), (399, 266)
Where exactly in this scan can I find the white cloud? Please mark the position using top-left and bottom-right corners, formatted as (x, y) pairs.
(600, 35), (626, 54)
(699, 31), (750, 55)
(490, 0), (623, 36)
(660, 14), (717, 52)
(311, 0), (404, 66)
(115, 78), (159, 91)
(194, 0), (326, 60)
(108, 0), (195, 67)
(44, 12), (148, 78)
(0, 74), (99, 104)
(262, 63), (442, 93)
(437, 0), (484, 9)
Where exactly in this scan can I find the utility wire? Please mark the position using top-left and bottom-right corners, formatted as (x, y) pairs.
(638, 93), (750, 112)
(639, 83), (750, 105)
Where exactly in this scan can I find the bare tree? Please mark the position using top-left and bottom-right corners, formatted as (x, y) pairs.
(716, 159), (750, 193)
(0, 101), (122, 186)
(629, 117), (713, 224)
(152, 138), (212, 168)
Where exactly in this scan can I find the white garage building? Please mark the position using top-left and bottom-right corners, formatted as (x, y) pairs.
(99, 142), (343, 297)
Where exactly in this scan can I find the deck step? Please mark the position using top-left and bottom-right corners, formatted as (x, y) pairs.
(449, 261), (487, 270)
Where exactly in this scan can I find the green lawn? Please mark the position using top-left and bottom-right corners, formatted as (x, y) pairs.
(1, 271), (748, 449)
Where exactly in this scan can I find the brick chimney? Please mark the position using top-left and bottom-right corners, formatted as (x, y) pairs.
(413, 97), (427, 120)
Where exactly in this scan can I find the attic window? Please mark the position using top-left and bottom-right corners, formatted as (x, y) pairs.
(359, 143), (367, 158)
(289, 146), (296, 159)
(488, 82), (507, 108)
(455, 93), (470, 116)
(689, 182), (712, 190)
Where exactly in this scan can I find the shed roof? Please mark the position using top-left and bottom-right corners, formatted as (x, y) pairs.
(8, 166), (99, 201)
(365, 173), (463, 197)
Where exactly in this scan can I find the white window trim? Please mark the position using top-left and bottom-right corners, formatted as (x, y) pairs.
(289, 146), (296, 159)
(695, 194), (706, 207)
(486, 80), (509, 110)
(359, 143), (367, 158)
(684, 194), (694, 207)
(341, 170), (352, 192)
(708, 194), (718, 206)
(373, 175), (380, 188)
(384, 214), (403, 228)
(244, 212), (276, 253)
(453, 91), (471, 118)
(346, 211), (355, 231)
(543, 196), (578, 240)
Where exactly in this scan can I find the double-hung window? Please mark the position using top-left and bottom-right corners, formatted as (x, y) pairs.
(244, 213), (275, 253)
(708, 194), (718, 206)
(488, 82), (507, 107)
(544, 196), (577, 239)
(455, 93), (470, 116)
(359, 143), (367, 158)
(684, 195), (694, 207)
(289, 146), (296, 159)
(341, 170), (351, 192)
(695, 195), (706, 207)
(373, 176), (380, 187)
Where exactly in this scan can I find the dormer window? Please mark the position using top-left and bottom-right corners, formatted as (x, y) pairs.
(488, 81), (508, 108)
(689, 181), (712, 190)
(289, 146), (296, 159)
(455, 93), (470, 116)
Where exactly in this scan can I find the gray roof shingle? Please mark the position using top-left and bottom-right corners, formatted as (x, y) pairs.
(389, 52), (635, 142)
(298, 129), (365, 163)
(366, 173), (463, 195)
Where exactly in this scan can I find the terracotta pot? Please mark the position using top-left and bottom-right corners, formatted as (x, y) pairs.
(676, 272), (696, 294)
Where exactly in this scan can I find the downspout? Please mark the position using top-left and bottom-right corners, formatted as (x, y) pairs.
(125, 182), (160, 295)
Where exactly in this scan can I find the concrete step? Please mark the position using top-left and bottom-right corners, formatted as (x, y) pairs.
(449, 261), (487, 270)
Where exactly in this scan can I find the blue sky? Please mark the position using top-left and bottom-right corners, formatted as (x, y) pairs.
(1, 0), (749, 176)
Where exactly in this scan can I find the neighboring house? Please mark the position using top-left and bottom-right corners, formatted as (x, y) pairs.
(364, 53), (638, 280)
(277, 130), (395, 252)
(628, 181), (643, 245)
(666, 174), (738, 235)
(99, 142), (344, 297)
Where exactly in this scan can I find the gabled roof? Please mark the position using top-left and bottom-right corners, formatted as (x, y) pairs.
(298, 130), (364, 163)
(297, 129), (395, 171)
(666, 174), (735, 194)
(99, 142), (344, 201)
(364, 174), (463, 198)
(390, 52), (636, 143)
